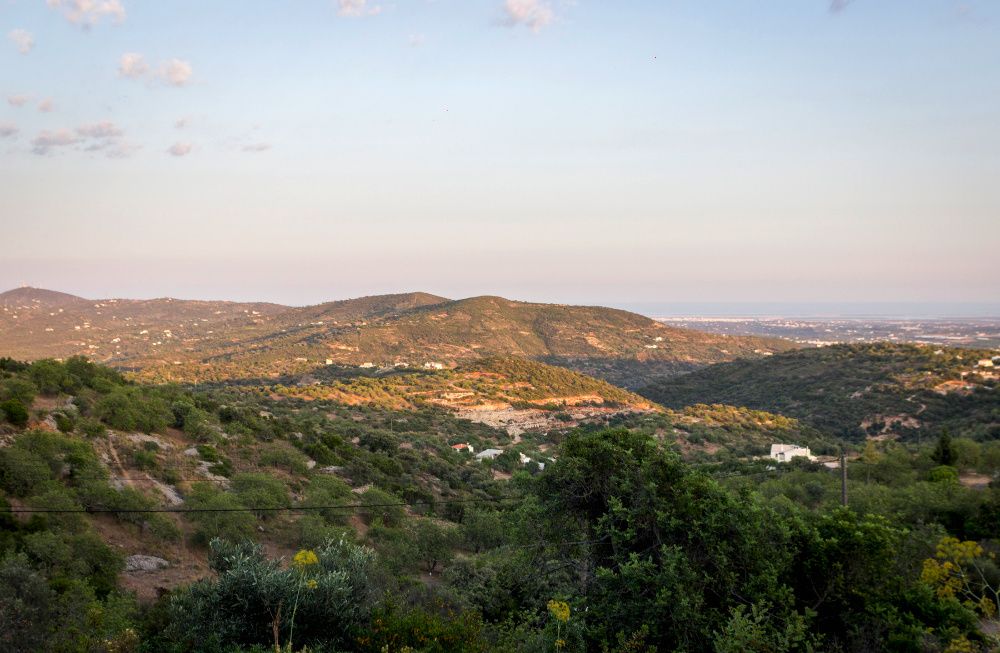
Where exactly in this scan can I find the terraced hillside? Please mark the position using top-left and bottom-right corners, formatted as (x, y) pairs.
(641, 343), (1000, 441)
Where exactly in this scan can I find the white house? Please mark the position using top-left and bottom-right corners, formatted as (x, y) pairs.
(423, 362), (445, 370)
(474, 448), (504, 461)
(977, 359), (995, 368)
(769, 443), (816, 463)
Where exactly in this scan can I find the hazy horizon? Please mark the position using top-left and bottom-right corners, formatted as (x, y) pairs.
(3, 283), (999, 319)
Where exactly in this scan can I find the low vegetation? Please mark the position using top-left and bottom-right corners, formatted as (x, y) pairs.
(0, 355), (997, 651)
(641, 343), (1000, 441)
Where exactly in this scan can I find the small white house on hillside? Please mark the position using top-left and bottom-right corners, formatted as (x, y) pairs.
(475, 448), (504, 461)
(769, 443), (816, 463)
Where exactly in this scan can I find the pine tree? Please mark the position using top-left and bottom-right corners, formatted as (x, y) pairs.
(931, 428), (957, 467)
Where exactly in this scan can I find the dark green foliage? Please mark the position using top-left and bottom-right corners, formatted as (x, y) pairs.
(0, 398), (29, 427)
(182, 484), (257, 545)
(642, 343), (1000, 441)
(95, 387), (172, 432)
(167, 538), (378, 651)
(932, 428), (959, 466)
(0, 554), (56, 652)
(361, 603), (489, 653)
(0, 377), (37, 405)
(359, 486), (406, 527)
(230, 472), (290, 518)
(411, 519), (457, 573)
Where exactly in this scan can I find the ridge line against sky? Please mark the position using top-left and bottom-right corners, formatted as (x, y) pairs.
(1, 0), (998, 306)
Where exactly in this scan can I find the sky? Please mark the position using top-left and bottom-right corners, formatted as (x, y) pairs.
(1, 0), (998, 312)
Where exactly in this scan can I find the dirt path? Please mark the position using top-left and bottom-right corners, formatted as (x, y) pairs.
(905, 394), (927, 415)
(105, 433), (134, 489)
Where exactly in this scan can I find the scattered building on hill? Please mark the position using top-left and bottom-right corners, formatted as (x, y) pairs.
(451, 443), (475, 453)
(423, 361), (445, 370)
(475, 448), (504, 461)
(977, 359), (994, 368)
(769, 443), (816, 463)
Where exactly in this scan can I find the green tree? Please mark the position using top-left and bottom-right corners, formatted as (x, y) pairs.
(412, 519), (456, 573)
(932, 429), (958, 467)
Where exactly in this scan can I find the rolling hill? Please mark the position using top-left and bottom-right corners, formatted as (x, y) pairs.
(0, 287), (795, 388)
(639, 343), (1000, 442)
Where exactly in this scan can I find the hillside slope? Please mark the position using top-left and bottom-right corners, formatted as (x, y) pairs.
(276, 355), (659, 435)
(640, 343), (1000, 441)
(0, 287), (794, 388)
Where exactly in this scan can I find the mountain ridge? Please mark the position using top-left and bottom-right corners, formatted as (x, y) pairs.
(0, 286), (796, 387)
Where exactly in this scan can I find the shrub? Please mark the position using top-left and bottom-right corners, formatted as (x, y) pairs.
(0, 447), (52, 496)
(183, 484), (256, 545)
(0, 399), (29, 428)
(359, 487), (405, 527)
(132, 449), (157, 471)
(0, 554), (56, 652)
(230, 473), (290, 519)
(78, 417), (107, 438)
(167, 538), (377, 651)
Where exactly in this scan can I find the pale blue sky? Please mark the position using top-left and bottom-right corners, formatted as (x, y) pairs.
(1, 0), (998, 308)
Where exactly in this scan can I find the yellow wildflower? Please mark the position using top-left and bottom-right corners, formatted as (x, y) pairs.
(293, 549), (319, 570)
(547, 600), (570, 623)
(305, 579), (318, 590)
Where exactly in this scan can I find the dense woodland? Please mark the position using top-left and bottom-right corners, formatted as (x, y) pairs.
(641, 344), (1000, 442)
(0, 355), (998, 652)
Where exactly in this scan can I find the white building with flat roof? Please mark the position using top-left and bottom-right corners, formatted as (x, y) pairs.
(770, 443), (816, 463)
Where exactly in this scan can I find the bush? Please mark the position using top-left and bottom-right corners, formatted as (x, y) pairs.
(0, 554), (56, 652)
(257, 444), (310, 474)
(167, 538), (377, 651)
(359, 487), (405, 527)
(0, 377), (37, 405)
(0, 399), (29, 428)
(0, 447), (52, 496)
(78, 417), (107, 438)
(301, 475), (354, 525)
(230, 473), (290, 519)
(132, 449), (157, 471)
(183, 484), (257, 545)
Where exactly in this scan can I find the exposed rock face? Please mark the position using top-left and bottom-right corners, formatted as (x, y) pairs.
(125, 555), (170, 572)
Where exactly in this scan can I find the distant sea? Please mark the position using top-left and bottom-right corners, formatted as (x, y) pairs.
(609, 302), (1000, 319)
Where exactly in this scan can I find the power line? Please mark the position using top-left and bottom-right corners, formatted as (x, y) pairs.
(1, 496), (516, 515)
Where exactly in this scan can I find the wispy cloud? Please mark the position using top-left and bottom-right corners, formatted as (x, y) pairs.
(32, 120), (136, 158)
(118, 54), (193, 87)
(8, 29), (34, 55)
(47, 0), (126, 27)
(77, 121), (123, 139)
(504, 0), (554, 32)
(408, 33), (426, 48)
(0, 123), (18, 138)
(167, 142), (192, 157)
(7, 95), (31, 108)
(829, 0), (852, 13)
(174, 116), (192, 129)
(38, 98), (55, 113)
(337, 0), (382, 18)
(31, 128), (79, 155)
(242, 143), (272, 153)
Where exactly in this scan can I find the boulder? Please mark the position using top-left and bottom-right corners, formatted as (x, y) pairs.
(125, 555), (170, 573)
